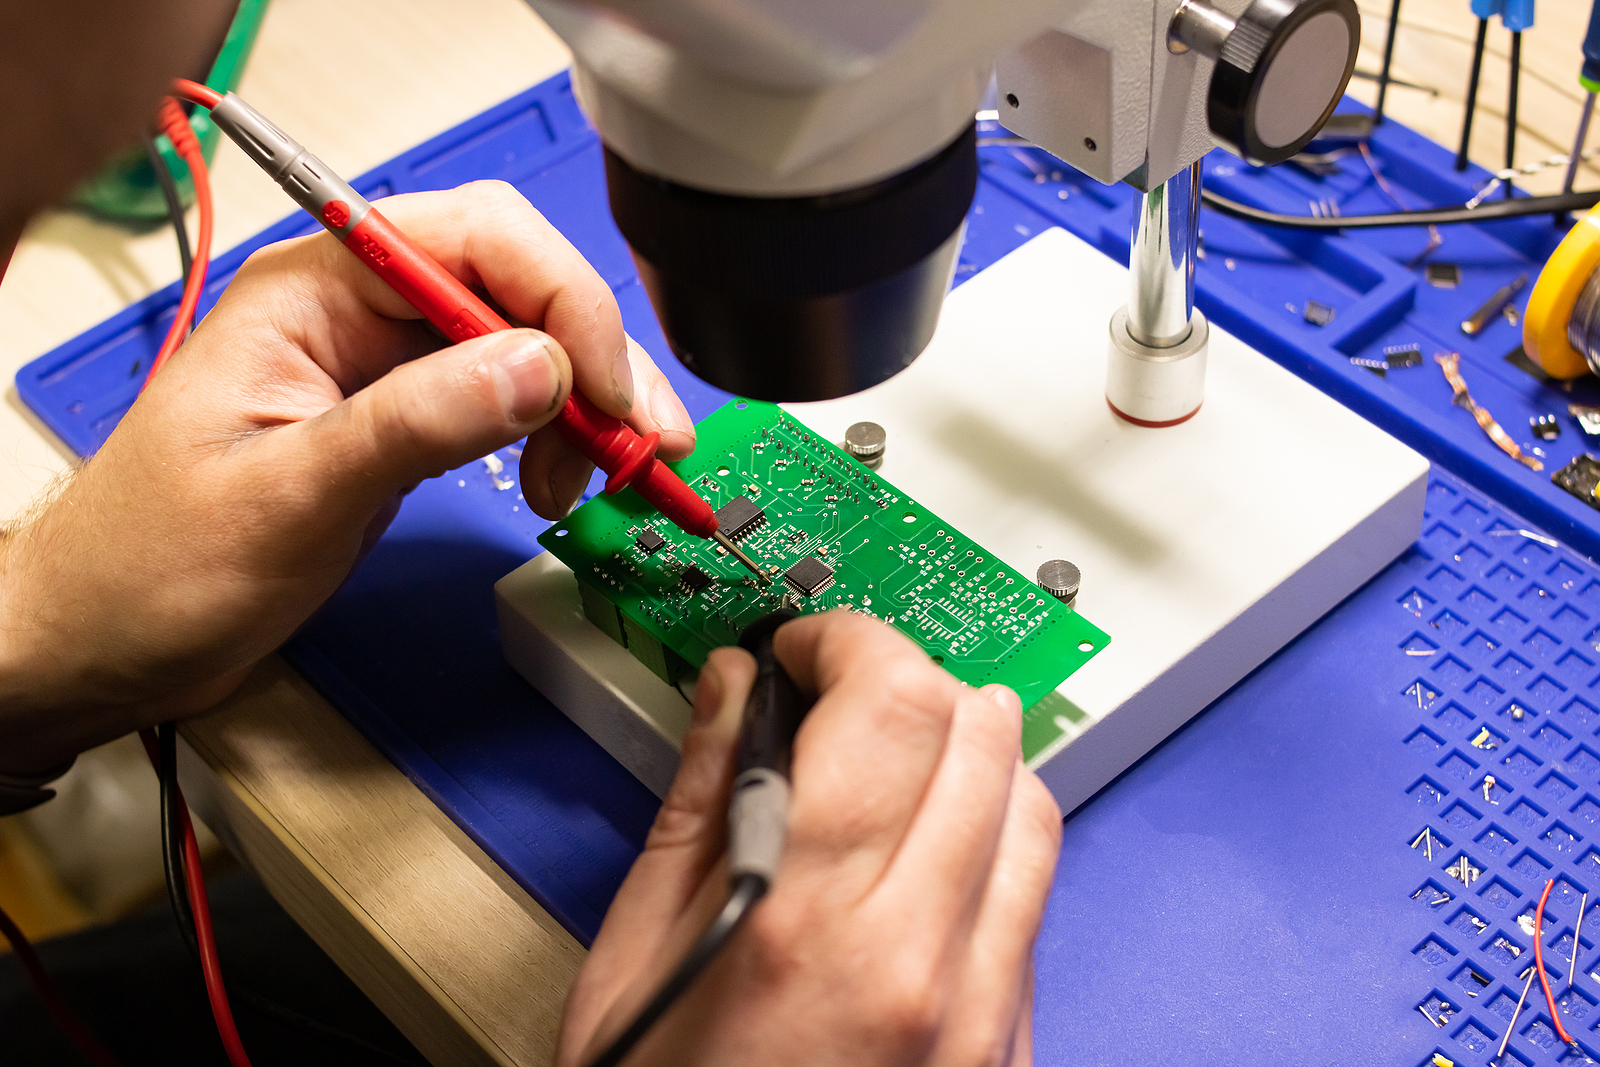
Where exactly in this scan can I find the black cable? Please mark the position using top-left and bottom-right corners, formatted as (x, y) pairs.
(1506, 30), (1522, 199)
(1373, 0), (1403, 125)
(1456, 17), (1489, 172)
(154, 724), (427, 1067)
(584, 873), (767, 1067)
(143, 134), (193, 285)
(1200, 187), (1600, 229)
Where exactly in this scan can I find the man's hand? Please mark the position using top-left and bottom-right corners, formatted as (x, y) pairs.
(559, 611), (1062, 1067)
(0, 180), (694, 773)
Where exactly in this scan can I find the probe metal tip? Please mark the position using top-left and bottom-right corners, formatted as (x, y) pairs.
(712, 529), (769, 582)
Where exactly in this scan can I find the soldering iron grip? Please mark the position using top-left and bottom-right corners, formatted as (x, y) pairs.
(728, 611), (810, 887)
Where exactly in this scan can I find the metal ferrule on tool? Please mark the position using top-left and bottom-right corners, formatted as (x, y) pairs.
(728, 768), (790, 885)
(209, 93), (370, 238)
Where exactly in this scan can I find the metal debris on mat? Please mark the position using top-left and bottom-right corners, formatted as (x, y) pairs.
(1359, 143), (1442, 266)
(482, 452), (515, 491)
(1532, 414), (1562, 440)
(1485, 528), (1560, 548)
(1411, 827), (1436, 860)
(1470, 727), (1498, 750)
(1497, 966), (1538, 1061)
(1435, 353), (1543, 471)
(1572, 404), (1600, 436)
(1572, 892), (1589, 985)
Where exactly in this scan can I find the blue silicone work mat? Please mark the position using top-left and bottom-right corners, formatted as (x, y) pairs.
(20, 69), (1600, 1063)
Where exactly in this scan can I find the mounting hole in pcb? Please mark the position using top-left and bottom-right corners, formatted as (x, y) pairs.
(903, 513), (917, 523)
(717, 466), (731, 476)
(1078, 641), (1093, 652)
(554, 529), (569, 537)
(931, 654), (945, 664)
(735, 401), (748, 409)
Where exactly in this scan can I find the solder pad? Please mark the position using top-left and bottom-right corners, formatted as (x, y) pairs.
(538, 398), (1109, 751)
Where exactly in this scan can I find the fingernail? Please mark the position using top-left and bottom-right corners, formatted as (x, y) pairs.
(611, 342), (635, 413)
(489, 331), (561, 423)
(650, 382), (694, 438)
(987, 685), (1022, 716)
(549, 454), (595, 515)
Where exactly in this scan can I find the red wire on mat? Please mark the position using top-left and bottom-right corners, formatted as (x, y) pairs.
(1534, 877), (1576, 1045)
(0, 900), (126, 1067)
(138, 728), (255, 1067)
(141, 90), (215, 389)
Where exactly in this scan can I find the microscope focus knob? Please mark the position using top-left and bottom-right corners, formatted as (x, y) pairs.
(1171, 0), (1360, 165)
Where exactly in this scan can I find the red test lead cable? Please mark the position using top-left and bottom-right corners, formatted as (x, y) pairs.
(166, 80), (762, 574)
(142, 93), (215, 388)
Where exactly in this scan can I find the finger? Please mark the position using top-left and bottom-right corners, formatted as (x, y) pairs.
(880, 684), (1021, 932)
(558, 649), (755, 1055)
(929, 761), (1060, 1067)
(774, 611), (967, 885)
(1008, 964), (1036, 1067)
(297, 327), (570, 509)
(518, 422), (595, 520)
(514, 335), (689, 519)
(624, 334), (695, 460)
(366, 181), (636, 418)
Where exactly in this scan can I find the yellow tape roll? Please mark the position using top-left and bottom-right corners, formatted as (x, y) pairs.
(1525, 203), (1600, 379)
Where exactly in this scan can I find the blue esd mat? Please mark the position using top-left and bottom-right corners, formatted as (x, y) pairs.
(22, 70), (1600, 1064)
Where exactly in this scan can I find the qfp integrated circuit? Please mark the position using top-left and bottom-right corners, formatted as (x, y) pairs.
(783, 556), (835, 597)
(539, 398), (1110, 761)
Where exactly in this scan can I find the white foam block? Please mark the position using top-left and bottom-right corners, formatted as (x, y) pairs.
(498, 227), (1429, 810)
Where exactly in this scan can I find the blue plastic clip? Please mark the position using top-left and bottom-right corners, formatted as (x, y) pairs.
(1470, 0), (1534, 32)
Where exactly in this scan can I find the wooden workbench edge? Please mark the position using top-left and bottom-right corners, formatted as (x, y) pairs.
(177, 654), (585, 1067)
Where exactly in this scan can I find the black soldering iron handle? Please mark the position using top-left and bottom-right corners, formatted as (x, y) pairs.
(728, 611), (811, 888)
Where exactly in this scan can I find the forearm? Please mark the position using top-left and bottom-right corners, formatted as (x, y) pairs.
(0, 495), (155, 777)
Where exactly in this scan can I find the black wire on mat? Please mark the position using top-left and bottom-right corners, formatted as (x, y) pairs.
(1200, 187), (1600, 229)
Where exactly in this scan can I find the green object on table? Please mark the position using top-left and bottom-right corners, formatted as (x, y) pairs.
(539, 398), (1110, 762)
(71, 0), (271, 222)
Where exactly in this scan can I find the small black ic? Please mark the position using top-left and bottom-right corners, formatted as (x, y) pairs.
(636, 528), (666, 555)
(1302, 300), (1335, 327)
(714, 495), (766, 542)
(681, 566), (713, 593)
(783, 556), (835, 597)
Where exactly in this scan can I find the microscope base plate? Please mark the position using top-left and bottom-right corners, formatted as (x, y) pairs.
(498, 227), (1428, 811)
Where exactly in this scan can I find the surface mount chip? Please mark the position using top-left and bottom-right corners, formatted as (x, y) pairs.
(782, 556), (835, 597)
(538, 398), (1110, 760)
(636, 528), (666, 555)
(714, 495), (765, 541)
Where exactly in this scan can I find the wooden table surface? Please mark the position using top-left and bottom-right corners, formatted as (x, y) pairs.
(1, 1), (1595, 1062)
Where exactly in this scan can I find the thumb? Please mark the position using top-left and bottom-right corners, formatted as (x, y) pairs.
(312, 327), (571, 501)
(557, 648), (754, 1062)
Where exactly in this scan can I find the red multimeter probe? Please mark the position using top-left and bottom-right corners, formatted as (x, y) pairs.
(169, 78), (766, 578)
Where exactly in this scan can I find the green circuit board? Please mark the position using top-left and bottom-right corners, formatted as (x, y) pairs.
(538, 398), (1109, 761)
